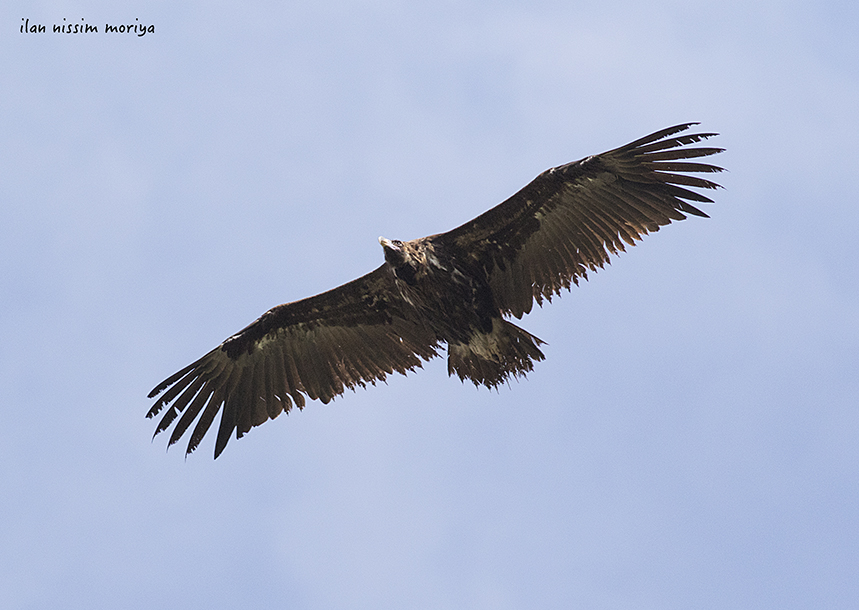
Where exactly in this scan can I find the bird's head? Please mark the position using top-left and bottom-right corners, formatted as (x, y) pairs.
(379, 236), (420, 283)
(379, 236), (407, 265)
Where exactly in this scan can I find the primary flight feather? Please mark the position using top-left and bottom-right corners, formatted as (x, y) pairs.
(147, 123), (724, 458)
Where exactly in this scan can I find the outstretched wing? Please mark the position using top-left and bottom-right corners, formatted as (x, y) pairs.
(437, 123), (724, 318)
(147, 265), (439, 458)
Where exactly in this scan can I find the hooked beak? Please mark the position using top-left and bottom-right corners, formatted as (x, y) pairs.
(379, 236), (398, 251)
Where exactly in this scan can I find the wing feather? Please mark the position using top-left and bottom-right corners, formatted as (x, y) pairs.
(168, 378), (214, 448)
(280, 339), (306, 409)
(187, 383), (227, 454)
(263, 352), (283, 420)
(267, 342), (294, 412)
(154, 376), (205, 438)
(148, 264), (439, 457)
(214, 365), (252, 455)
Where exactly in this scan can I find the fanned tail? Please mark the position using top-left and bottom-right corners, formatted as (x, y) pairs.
(447, 319), (545, 388)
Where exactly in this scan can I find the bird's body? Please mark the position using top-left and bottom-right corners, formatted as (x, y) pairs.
(378, 235), (546, 387)
(148, 123), (724, 458)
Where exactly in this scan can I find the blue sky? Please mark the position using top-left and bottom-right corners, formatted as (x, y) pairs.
(2, 1), (857, 608)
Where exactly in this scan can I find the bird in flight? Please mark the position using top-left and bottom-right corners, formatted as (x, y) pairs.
(147, 123), (724, 458)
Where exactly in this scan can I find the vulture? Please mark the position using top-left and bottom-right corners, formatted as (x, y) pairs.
(147, 123), (724, 458)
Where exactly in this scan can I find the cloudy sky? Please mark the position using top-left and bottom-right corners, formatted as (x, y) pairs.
(2, 1), (857, 608)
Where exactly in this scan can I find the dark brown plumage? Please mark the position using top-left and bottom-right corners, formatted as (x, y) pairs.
(147, 123), (724, 458)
